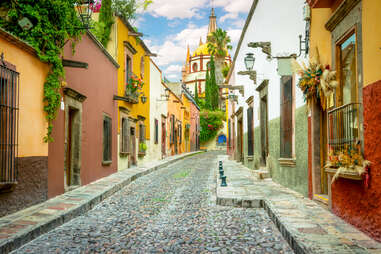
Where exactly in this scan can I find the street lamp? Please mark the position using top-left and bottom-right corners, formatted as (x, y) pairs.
(75, 0), (95, 30)
(244, 53), (255, 71)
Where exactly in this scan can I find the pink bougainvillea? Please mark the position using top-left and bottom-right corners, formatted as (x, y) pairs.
(92, 0), (102, 12)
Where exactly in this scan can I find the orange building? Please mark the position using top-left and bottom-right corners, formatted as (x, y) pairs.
(308, 0), (381, 241)
(0, 28), (50, 216)
(166, 86), (184, 156)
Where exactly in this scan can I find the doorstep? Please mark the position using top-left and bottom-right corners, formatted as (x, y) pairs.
(0, 151), (203, 254)
(215, 155), (381, 254)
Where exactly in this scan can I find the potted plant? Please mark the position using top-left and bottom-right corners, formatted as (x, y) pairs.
(126, 75), (144, 97)
(139, 142), (147, 156)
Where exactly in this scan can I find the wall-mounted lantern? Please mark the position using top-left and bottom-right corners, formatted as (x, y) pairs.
(244, 53), (255, 71)
(75, 0), (95, 30)
(140, 94), (147, 104)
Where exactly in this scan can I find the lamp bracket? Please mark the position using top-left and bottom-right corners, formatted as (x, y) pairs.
(238, 70), (257, 84)
(248, 42), (272, 60)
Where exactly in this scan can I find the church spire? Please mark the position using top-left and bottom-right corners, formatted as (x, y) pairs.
(186, 44), (190, 72)
(208, 8), (217, 35)
(199, 37), (203, 46)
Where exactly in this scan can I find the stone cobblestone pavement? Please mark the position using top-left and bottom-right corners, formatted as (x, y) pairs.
(0, 152), (201, 253)
(216, 155), (381, 254)
(11, 151), (293, 254)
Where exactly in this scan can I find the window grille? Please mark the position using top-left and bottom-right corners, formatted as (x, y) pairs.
(328, 103), (360, 155)
(0, 61), (19, 185)
(103, 116), (112, 162)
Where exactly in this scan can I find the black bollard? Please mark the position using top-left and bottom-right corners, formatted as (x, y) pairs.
(221, 176), (227, 187)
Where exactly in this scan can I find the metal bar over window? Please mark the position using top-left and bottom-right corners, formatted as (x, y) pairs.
(327, 103), (360, 155)
(0, 62), (19, 185)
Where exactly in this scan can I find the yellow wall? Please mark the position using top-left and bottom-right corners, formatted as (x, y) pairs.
(310, 8), (332, 65)
(0, 36), (49, 157)
(115, 17), (150, 139)
(362, 0), (381, 86)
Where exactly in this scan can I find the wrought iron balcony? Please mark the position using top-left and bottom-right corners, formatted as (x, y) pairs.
(327, 102), (361, 155)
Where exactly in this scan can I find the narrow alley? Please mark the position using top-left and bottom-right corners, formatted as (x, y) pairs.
(12, 152), (292, 254)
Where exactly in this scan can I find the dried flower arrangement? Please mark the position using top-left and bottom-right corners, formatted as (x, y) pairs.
(292, 48), (338, 111)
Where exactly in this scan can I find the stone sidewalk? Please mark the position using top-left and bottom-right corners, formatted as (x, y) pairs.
(215, 155), (381, 254)
(0, 151), (202, 254)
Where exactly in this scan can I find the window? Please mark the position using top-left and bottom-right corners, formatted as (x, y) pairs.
(103, 116), (112, 163)
(140, 56), (144, 78)
(179, 123), (182, 144)
(192, 63), (198, 72)
(154, 119), (159, 144)
(170, 115), (175, 144)
(327, 31), (360, 156)
(280, 76), (293, 158)
(339, 32), (357, 106)
(0, 62), (19, 185)
(139, 122), (146, 153)
(126, 55), (132, 83)
(121, 117), (130, 153)
(247, 107), (254, 156)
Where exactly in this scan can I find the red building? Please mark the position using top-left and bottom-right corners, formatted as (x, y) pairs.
(48, 32), (119, 198)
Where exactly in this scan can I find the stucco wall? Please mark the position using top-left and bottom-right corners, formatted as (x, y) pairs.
(139, 60), (167, 163)
(0, 32), (50, 216)
(48, 33), (118, 198)
(0, 36), (49, 158)
(362, 0), (381, 86)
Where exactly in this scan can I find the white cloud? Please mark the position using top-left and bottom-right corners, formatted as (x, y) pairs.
(231, 18), (246, 29)
(165, 64), (182, 73)
(146, 0), (209, 20)
(214, 0), (252, 15)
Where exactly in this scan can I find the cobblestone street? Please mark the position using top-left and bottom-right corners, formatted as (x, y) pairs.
(13, 152), (293, 254)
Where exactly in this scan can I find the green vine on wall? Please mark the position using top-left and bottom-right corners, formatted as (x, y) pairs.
(0, 0), (83, 142)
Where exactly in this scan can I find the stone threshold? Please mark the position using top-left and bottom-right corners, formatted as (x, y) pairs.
(215, 155), (381, 254)
(0, 151), (203, 254)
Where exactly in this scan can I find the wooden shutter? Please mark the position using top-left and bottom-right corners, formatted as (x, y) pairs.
(247, 107), (254, 156)
(280, 76), (293, 158)
(179, 124), (182, 144)
(103, 116), (112, 161)
(122, 118), (130, 153)
(155, 119), (159, 144)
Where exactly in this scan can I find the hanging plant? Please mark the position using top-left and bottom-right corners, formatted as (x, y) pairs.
(291, 48), (338, 111)
(0, 0), (83, 142)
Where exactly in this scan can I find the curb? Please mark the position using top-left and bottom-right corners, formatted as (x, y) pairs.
(1, 151), (203, 254)
(215, 181), (309, 254)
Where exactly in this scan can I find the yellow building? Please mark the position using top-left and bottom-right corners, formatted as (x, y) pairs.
(308, 0), (381, 241)
(102, 15), (154, 169)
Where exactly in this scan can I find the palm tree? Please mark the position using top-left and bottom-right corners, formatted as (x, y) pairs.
(207, 28), (232, 87)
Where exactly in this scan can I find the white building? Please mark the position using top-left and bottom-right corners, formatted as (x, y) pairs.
(227, 0), (310, 196)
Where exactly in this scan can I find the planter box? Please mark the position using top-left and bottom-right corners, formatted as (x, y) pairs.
(325, 167), (362, 181)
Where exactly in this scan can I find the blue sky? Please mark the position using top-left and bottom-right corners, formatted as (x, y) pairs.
(132, 0), (253, 81)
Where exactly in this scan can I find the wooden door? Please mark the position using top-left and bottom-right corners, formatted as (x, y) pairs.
(260, 96), (268, 165)
(130, 127), (136, 166)
(161, 119), (166, 158)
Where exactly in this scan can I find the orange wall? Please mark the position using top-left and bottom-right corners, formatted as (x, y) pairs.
(167, 91), (183, 154)
(362, 0), (381, 86)
(0, 37), (49, 157)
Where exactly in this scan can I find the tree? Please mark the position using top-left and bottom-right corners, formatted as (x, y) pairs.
(207, 28), (232, 87)
(194, 82), (199, 105)
(209, 55), (218, 110)
(96, 0), (113, 47)
(93, 0), (152, 47)
(204, 66), (211, 110)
